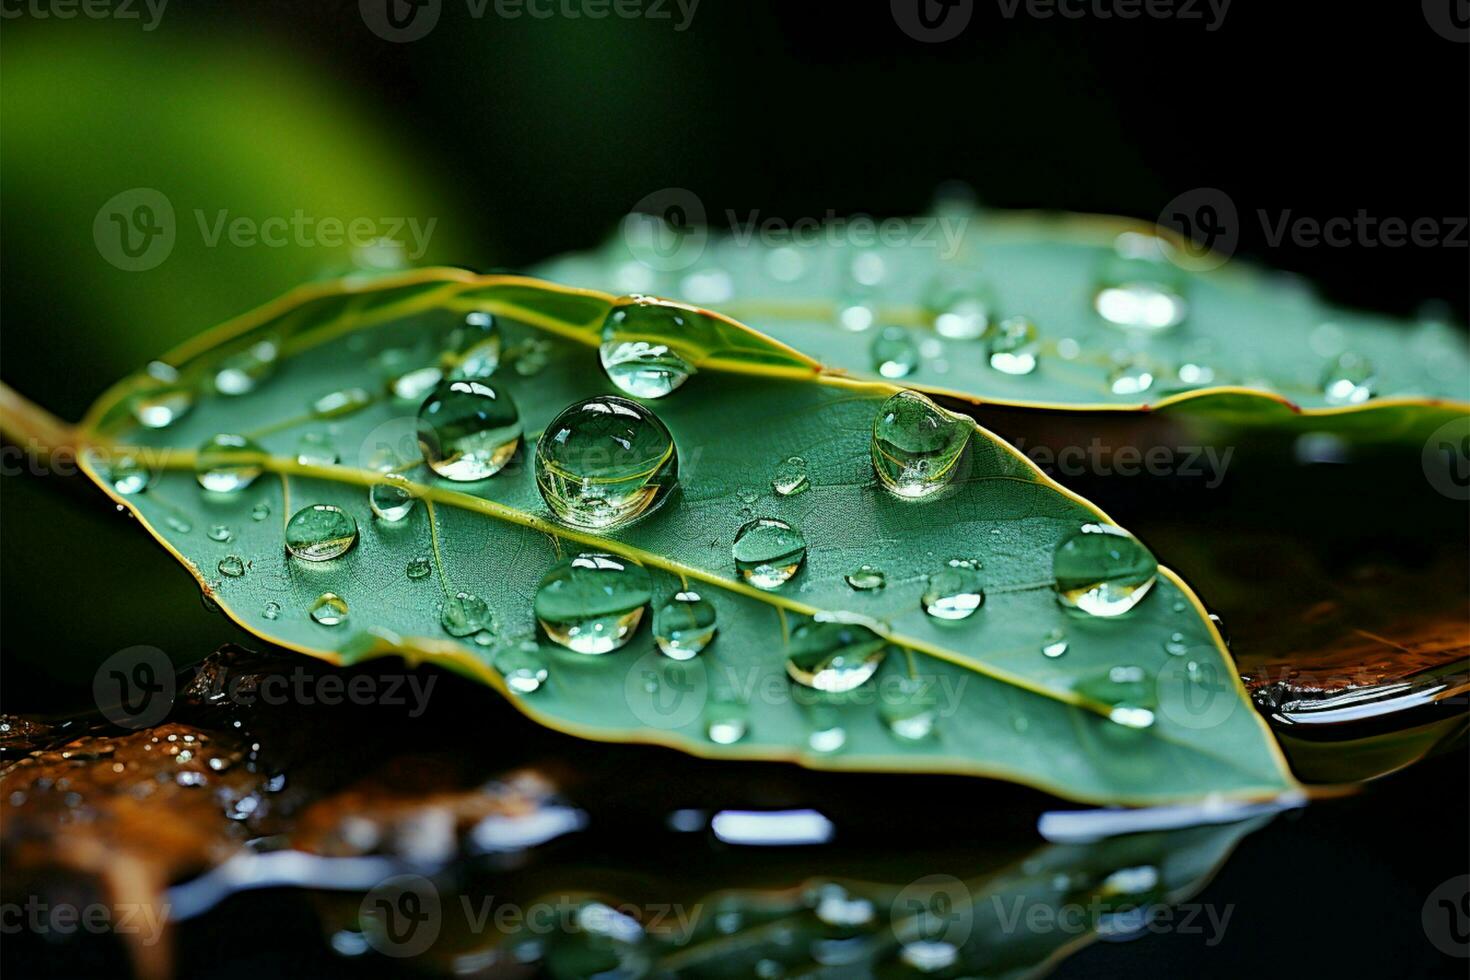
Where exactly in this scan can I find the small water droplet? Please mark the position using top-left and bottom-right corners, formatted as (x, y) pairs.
(369, 478), (416, 522)
(262, 601), (281, 620)
(870, 326), (920, 379)
(285, 504), (358, 561)
(441, 590), (492, 638)
(131, 371), (195, 428)
(599, 296), (697, 398)
(652, 590), (717, 660)
(512, 337), (552, 376)
(195, 434), (266, 493)
(705, 700), (749, 744)
(988, 316), (1040, 375)
(765, 246), (806, 282)
(1108, 358), (1155, 395)
(785, 615), (887, 693)
(871, 390), (970, 499)
(1077, 664), (1157, 730)
(921, 560), (985, 621)
(217, 555), (245, 577)
(311, 387), (373, 418)
(900, 940), (959, 973)
(807, 719), (847, 754)
(496, 642), (548, 693)
(881, 677), (937, 740)
(925, 276), (995, 340)
(1176, 361), (1216, 386)
(309, 592), (349, 627)
(1053, 524), (1158, 617)
(1093, 235), (1188, 331)
(535, 395), (678, 528)
(390, 365), (444, 402)
(446, 311), (502, 378)
(1042, 628), (1069, 658)
(844, 564), (886, 591)
(1164, 632), (1189, 655)
(108, 455), (151, 495)
(417, 379), (521, 481)
(165, 515), (193, 534)
(251, 502), (271, 521)
(214, 338), (280, 396)
(1320, 351), (1376, 405)
(534, 553), (652, 654)
(836, 290), (877, 333)
(406, 556), (432, 580)
(732, 517), (807, 589)
(207, 524), (232, 542)
(771, 456), (809, 496)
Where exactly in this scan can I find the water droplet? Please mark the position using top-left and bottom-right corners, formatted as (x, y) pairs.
(534, 553), (652, 654)
(881, 677), (937, 740)
(309, 592), (349, 627)
(732, 517), (807, 589)
(813, 884), (876, 927)
(369, 478), (416, 522)
(390, 365), (443, 402)
(1176, 361), (1216, 386)
(131, 373), (195, 428)
(311, 387), (373, 419)
(441, 591), (492, 638)
(446, 311), (502, 378)
(1320, 351), (1376, 405)
(785, 615), (888, 693)
(922, 560), (985, 620)
(925, 277), (995, 340)
(988, 316), (1040, 375)
(871, 390), (970, 499)
(1164, 632), (1189, 655)
(285, 504), (358, 561)
(1042, 628), (1069, 658)
(807, 719), (847, 754)
(705, 700), (749, 744)
(195, 434), (266, 493)
(599, 296), (697, 398)
(262, 601), (281, 620)
(1093, 235), (1188, 331)
(496, 642), (548, 693)
(251, 502), (271, 521)
(108, 455), (151, 495)
(771, 456), (809, 496)
(681, 267), (734, 305)
(165, 515), (192, 534)
(512, 337), (552, 376)
(870, 326), (920, 379)
(844, 564), (886, 591)
(850, 249), (887, 286)
(836, 290), (877, 333)
(1053, 524), (1157, 617)
(899, 940), (959, 973)
(207, 524), (232, 542)
(535, 396), (678, 528)
(1077, 665), (1157, 729)
(217, 555), (245, 577)
(417, 379), (522, 481)
(214, 338), (280, 396)
(765, 245), (806, 282)
(1108, 358), (1155, 395)
(406, 556), (432, 580)
(652, 590), (717, 660)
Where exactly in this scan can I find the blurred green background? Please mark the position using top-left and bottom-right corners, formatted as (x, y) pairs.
(2, 4), (1465, 706)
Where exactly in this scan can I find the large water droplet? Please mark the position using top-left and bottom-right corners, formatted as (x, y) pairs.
(309, 592), (349, 627)
(988, 316), (1040, 375)
(195, 434), (266, 493)
(652, 590), (717, 660)
(771, 456), (809, 496)
(870, 390), (970, 499)
(599, 296), (697, 399)
(441, 591), (492, 638)
(1053, 524), (1157, 617)
(535, 396), (678, 528)
(1320, 351), (1376, 405)
(785, 615), (888, 693)
(844, 564), (886, 591)
(417, 379), (521, 481)
(1093, 235), (1188, 331)
(732, 517), (807, 589)
(871, 326), (920, 379)
(921, 560), (985, 620)
(285, 504), (358, 561)
(215, 338), (280, 396)
(534, 553), (652, 654)
(446, 311), (502, 378)
(1042, 628), (1068, 658)
(369, 478), (416, 522)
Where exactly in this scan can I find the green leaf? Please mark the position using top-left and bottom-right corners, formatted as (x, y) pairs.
(70, 269), (1297, 806)
(535, 209), (1470, 427)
